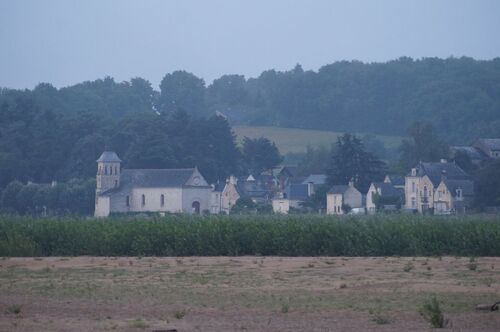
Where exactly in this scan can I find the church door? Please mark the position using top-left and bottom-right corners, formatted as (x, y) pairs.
(192, 201), (200, 214)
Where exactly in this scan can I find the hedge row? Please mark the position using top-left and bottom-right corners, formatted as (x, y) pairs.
(1, 215), (499, 256)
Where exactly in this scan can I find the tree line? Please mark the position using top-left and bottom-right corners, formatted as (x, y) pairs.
(2, 57), (500, 144)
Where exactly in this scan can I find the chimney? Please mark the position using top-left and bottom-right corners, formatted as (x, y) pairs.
(307, 182), (315, 196)
(348, 180), (354, 187)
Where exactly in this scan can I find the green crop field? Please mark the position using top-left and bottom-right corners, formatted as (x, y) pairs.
(232, 125), (403, 154)
(1, 215), (500, 257)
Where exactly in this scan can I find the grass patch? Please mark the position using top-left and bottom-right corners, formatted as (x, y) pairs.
(5, 304), (22, 315)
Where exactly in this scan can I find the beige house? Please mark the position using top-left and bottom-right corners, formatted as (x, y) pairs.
(434, 179), (474, 215)
(326, 182), (362, 215)
(94, 151), (217, 217)
(404, 160), (471, 213)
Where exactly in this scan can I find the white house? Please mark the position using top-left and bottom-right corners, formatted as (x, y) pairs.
(94, 151), (217, 217)
(366, 181), (404, 214)
(326, 181), (363, 215)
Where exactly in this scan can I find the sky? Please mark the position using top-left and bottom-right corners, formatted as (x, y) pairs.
(1, 0), (500, 90)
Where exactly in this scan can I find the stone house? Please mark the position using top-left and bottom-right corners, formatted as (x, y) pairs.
(272, 182), (314, 214)
(404, 160), (471, 213)
(433, 179), (474, 215)
(366, 181), (404, 214)
(326, 182), (362, 215)
(94, 151), (217, 217)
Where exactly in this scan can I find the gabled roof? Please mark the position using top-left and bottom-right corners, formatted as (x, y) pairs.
(328, 185), (349, 194)
(410, 161), (470, 186)
(273, 165), (298, 178)
(372, 182), (404, 197)
(442, 179), (474, 197)
(285, 183), (309, 201)
(101, 168), (201, 196)
(96, 151), (122, 163)
(384, 175), (405, 186)
(302, 174), (327, 185)
(450, 146), (487, 160)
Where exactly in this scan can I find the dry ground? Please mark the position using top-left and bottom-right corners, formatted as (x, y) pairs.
(1, 256), (500, 331)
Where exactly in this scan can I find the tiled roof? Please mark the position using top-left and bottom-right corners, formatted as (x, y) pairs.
(102, 168), (197, 195)
(410, 162), (470, 186)
(285, 183), (309, 201)
(96, 151), (122, 163)
(442, 179), (474, 197)
(372, 182), (404, 197)
(328, 185), (349, 194)
(302, 174), (327, 185)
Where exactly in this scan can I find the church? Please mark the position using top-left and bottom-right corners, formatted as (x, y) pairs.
(94, 151), (221, 217)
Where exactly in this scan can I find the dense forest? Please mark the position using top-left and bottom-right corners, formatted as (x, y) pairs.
(2, 57), (500, 144)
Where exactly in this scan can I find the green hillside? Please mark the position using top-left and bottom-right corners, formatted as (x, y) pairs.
(233, 126), (402, 155)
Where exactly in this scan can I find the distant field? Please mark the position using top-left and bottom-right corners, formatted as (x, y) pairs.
(233, 125), (403, 154)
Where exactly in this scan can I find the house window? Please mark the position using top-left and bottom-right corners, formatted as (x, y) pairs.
(142, 194), (146, 206)
(115, 166), (118, 174)
(411, 197), (416, 209)
(456, 189), (463, 200)
(105, 165), (108, 175)
(412, 182), (416, 193)
(126, 195), (130, 207)
(114, 180), (118, 187)
(161, 194), (165, 207)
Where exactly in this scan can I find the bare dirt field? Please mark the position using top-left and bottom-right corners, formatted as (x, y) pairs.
(1, 256), (500, 331)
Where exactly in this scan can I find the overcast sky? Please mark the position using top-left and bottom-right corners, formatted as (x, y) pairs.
(1, 0), (499, 89)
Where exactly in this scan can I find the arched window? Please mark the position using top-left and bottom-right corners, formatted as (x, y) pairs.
(160, 194), (165, 206)
(105, 165), (108, 175)
(142, 194), (146, 206)
(126, 195), (130, 207)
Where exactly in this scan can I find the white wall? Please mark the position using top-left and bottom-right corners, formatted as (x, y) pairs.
(95, 196), (110, 217)
(273, 199), (290, 214)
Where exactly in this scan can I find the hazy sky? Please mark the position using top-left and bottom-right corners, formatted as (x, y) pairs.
(1, 0), (500, 89)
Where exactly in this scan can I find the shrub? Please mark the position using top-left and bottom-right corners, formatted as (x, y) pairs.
(420, 297), (447, 328)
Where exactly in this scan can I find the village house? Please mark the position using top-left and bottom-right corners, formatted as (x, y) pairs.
(404, 160), (472, 214)
(472, 138), (500, 160)
(366, 181), (404, 214)
(433, 179), (474, 215)
(271, 174), (326, 214)
(220, 175), (240, 214)
(326, 181), (363, 215)
(94, 151), (219, 217)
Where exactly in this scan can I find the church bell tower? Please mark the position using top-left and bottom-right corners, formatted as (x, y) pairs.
(96, 151), (122, 196)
